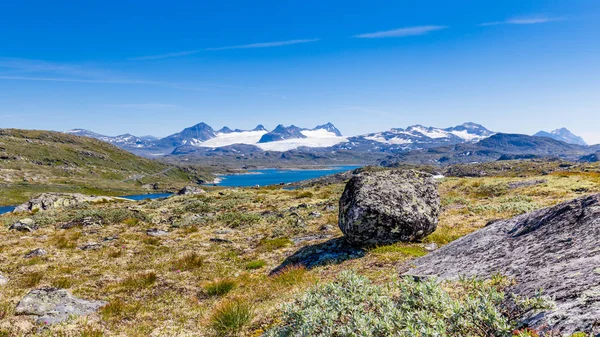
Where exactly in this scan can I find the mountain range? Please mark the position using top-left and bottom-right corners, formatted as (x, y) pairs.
(65, 123), (597, 166)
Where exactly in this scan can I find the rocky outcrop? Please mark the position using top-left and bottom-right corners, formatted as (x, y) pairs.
(406, 194), (600, 336)
(9, 218), (38, 232)
(177, 186), (206, 195)
(338, 170), (440, 246)
(15, 288), (107, 324)
(24, 248), (47, 259)
(13, 193), (126, 213)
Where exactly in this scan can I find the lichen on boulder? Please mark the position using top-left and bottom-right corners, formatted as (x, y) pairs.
(338, 169), (440, 246)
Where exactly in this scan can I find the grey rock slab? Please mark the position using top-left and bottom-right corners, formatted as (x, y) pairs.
(13, 193), (128, 213)
(406, 194), (600, 335)
(24, 248), (47, 258)
(146, 228), (169, 237)
(15, 288), (107, 324)
(0, 274), (7, 286)
(176, 186), (206, 195)
(339, 169), (440, 246)
(9, 218), (38, 232)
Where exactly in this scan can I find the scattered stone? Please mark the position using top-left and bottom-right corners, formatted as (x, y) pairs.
(423, 243), (438, 252)
(292, 234), (333, 245)
(176, 186), (206, 195)
(13, 193), (127, 213)
(9, 218), (38, 232)
(320, 224), (334, 231)
(323, 204), (336, 212)
(406, 194), (600, 335)
(24, 248), (47, 258)
(79, 242), (102, 251)
(308, 211), (321, 218)
(146, 228), (169, 237)
(507, 179), (547, 189)
(103, 236), (118, 242)
(15, 288), (107, 325)
(297, 203), (308, 209)
(339, 169), (440, 246)
(214, 229), (233, 235)
(60, 216), (103, 229)
(141, 183), (159, 190)
(0, 274), (7, 286)
(210, 237), (233, 244)
(271, 238), (366, 274)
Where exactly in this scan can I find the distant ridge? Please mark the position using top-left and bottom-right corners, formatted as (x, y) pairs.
(534, 128), (587, 146)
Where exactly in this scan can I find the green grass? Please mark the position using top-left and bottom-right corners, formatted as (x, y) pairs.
(204, 279), (237, 297)
(118, 272), (157, 290)
(209, 298), (253, 337)
(245, 259), (267, 270)
(171, 252), (204, 271)
(259, 238), (293, 252)
(369, 244), (427, 257)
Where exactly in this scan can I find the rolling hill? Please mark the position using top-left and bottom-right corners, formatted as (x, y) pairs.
(0, 129), (211, 205)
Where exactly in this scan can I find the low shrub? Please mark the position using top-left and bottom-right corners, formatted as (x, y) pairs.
(119, 272), (157, 290)
(21, 271), (44, 287)
(264, 271), (552, 337)
(271, 265), (308, 288)
(217, 212), (261, 228)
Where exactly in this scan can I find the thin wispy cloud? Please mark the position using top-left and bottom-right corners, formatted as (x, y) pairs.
(205, 38), (319, 51)
(479, 16), (565, 26)
(129, 50), (201, 61)
(131, 38), (320, 60)
(354, 26), (447, 39)
(105, 103), (181, 109)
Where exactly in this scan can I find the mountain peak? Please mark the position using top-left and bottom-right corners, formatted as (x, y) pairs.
(253, 124), (267, 132)
(218, 126), (234, 134)
(534, 128), (587, 146)
(259, 125), (307, 143)
(313, 123), (342, 136)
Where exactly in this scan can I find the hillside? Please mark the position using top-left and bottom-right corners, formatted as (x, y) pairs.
(1, 161), (599, 335)
(0, 129), (211, 205)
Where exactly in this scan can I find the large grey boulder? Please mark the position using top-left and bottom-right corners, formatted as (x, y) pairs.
(406, 194), (600, 336)
(13, 193), (127, 213)
(15, 288), (107, 324)
(177, 185), (206, 195)
(339, 170), (440, 246)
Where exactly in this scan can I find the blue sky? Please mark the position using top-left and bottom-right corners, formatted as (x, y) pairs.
(1, 0), (599, 143)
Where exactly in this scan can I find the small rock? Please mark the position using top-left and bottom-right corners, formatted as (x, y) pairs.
(177, 186), (206, 195)
(15, 288), (107, 324)
(24, 248), (47, 258)
(210, 237), (233, 244)
(292, 234), (333, 244)
(323, 205), (336, 212)
(0, 274), (7, 286)
(103, 236), (118, 242)
(297, 203), (308, 209)
(61, 216), (102, 229)
(79, 243), (102, 251)
(146, 228), (169, 237)
(9, 218), (38, 232)
(508, 179), (547, 189)
(309, 211), (321, 218)
(214, 229), (233, 235)
(320, 224), (334, 231)
(423, 243), (438, 252)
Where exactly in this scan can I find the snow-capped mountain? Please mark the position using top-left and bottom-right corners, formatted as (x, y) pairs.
(533, 128), (587, 146)
(356, 122), (493, 146)
(65, 129), (156, 149)
(65, 122), (496, 158)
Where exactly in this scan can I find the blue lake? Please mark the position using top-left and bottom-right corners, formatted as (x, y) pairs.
(215, 165), (361, 187)
(0, 166), (360, 215)
(0, 206), (15, 215)
(120, 193), (173, 201)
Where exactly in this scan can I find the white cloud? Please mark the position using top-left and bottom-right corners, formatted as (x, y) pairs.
(205, 38), (320, 51)
(129, 39), (320, 61)
(479, 16), (565, 26)
(354, 26), (447, 38)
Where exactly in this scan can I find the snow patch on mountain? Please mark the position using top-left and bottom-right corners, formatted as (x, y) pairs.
(197, 130), (269, 148)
